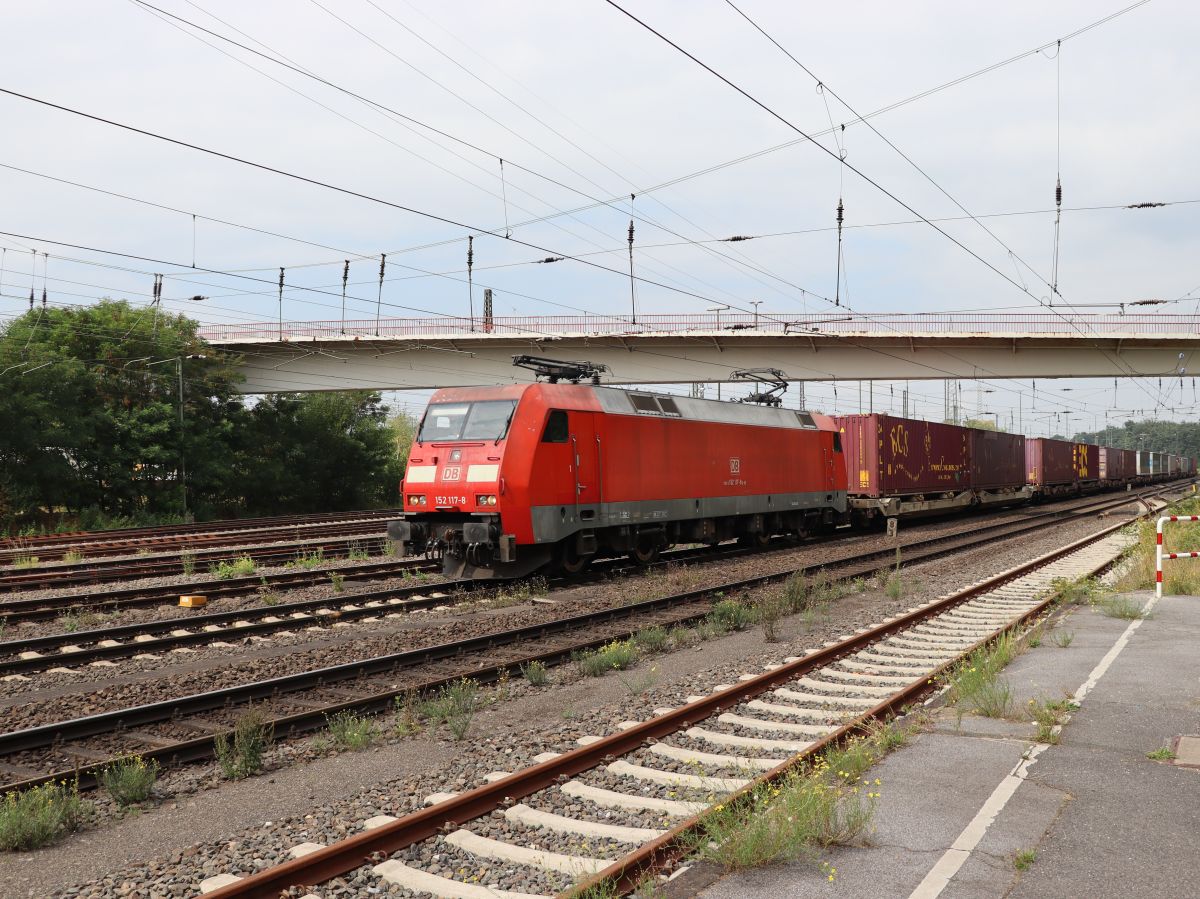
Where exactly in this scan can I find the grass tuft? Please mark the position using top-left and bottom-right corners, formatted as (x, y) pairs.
(946, 635), (1021, 721)
(1095, 594), (1148, 620)
(0, 782), (89, 850)
(325, 711), (379, 750)
(215, 708), (272, 779)
(576, 640), (638, 677)
(1050, 629), (1075, 648)
(211, 556), (256, 580)
(520, 660), (549, 686)
(1013, 848), (1037, 871)
(98, 755), (158, 806)
(418, 678), (479, 740)
(1146, 746), (1177, 761)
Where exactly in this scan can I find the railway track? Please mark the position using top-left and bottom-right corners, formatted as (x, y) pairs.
(0, 528), (391, 591)
(0, 486), (1167, 673)
(0, 484), (1163, 625)
(0, 486), (1173, 798)
(200, 502), (1148, 899)
(0, 507), (400, 551)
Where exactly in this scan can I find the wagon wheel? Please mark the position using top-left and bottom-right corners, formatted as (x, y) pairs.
(628, 537), (661, 565)
(738, 532), (771, 549)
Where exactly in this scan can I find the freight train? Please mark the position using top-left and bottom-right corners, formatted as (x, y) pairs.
(388, 359), (1194, 578)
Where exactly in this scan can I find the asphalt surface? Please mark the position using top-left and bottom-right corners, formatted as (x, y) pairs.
(700, 589), (1200, 899)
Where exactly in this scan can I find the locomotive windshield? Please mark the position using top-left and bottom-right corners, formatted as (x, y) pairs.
(418, 400), (517, 442)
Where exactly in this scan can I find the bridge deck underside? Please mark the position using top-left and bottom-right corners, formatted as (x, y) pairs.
(214, 333), (1200, 393)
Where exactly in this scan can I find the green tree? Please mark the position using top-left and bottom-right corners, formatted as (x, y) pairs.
(0, 301), (243, 527)
(239, 392), (403, 514)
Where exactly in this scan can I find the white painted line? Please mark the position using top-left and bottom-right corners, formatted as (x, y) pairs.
(908, 593), (1159, 899)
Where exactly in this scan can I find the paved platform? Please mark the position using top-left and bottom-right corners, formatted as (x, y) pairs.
(699, 590), (1200, 899)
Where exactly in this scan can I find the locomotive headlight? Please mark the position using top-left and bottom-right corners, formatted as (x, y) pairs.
(476, 494), (497, 506)
(407, 494), (427, 506)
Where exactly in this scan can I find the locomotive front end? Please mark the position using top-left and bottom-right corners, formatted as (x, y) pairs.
(388, 391), (527, 578)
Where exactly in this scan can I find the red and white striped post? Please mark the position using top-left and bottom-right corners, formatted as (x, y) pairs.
(1156, 515), (1200, 598)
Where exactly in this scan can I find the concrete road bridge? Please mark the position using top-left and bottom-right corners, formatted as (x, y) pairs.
(198, 312), (1200, 393)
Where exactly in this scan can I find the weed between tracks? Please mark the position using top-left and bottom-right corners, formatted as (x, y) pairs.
(61, 550), (83, 564)
(0, 781), (90, 851)
(325, 710), (380, 750)
(416, 678), (479, 741)
(215, 709), (272, 779)
(946, 634), (1021, 722)
(98, 755), (159, 806)
(287, 550), (325, 570)
(210, 555), (256, 580)
(674, 719), (911, 881)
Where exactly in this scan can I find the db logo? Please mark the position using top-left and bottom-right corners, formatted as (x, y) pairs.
(442, 466), (461, 481)
(729, 457), (741, 474)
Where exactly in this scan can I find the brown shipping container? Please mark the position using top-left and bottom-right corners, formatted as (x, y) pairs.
(969, 428), (1026, 490)
(1098, 446), (1134, 481)
(836, 414), (970, 497)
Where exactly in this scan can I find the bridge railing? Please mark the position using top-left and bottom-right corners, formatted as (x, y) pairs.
(197, 312), (1200, 343)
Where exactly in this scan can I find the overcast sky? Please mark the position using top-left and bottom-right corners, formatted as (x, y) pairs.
(1, 0), (1196, 431)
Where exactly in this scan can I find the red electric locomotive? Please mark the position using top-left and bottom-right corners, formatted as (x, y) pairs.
(389, 359), (848, 578)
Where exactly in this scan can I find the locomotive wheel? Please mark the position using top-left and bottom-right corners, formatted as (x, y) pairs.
(554, 541), (592, 575)
(629, 538), (661, 565)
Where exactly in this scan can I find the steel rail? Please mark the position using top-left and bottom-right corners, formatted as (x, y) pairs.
(203, 503), (1153, 899)
(0, 486), (1175, 796)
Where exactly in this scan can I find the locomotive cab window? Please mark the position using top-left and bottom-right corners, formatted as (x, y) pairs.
(541, 410), (569, 443)
(418, 400), (517, 442)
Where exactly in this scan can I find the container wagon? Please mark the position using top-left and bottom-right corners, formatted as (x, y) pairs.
(1169, 454), (1182, 477)
(834, 414), (1030, 520)
(391, 380), (848, 578)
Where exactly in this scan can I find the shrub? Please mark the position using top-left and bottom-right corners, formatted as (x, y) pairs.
(98, 756), (159, 806)
(0, 782), (89, 850)
(179, 549), (196, 576)
(326, 711), (379, 750)
(329, 571), (345, 593)
(215, 709), (272, 779)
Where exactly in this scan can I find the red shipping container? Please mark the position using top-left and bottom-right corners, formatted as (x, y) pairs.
(836, 414), (970, 497)
(969, 428), (1026, 490)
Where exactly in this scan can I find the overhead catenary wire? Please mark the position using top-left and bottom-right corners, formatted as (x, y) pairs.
(617, 0), (1172, 411)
